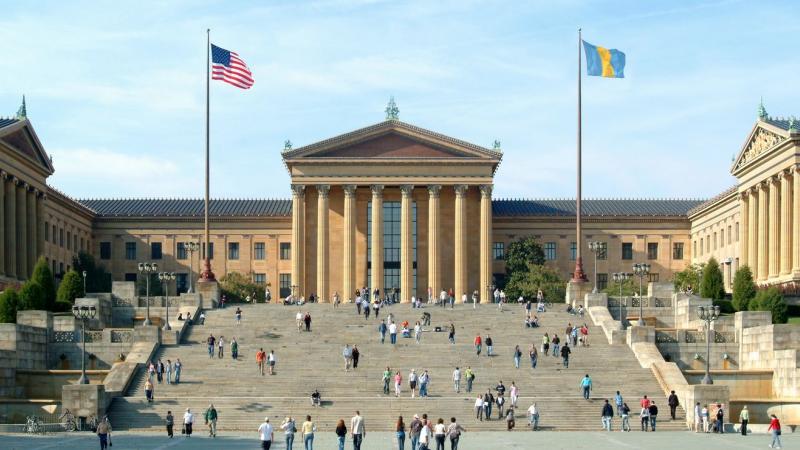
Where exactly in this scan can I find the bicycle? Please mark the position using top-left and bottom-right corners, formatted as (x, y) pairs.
(25, 415), (45, 435)
(60, 409), (77, 432)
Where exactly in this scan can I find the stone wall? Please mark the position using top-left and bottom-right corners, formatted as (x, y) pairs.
(656, 341), (739, 370)
(49, 342), (131, 370)
(737, 324), (800, 398)
(674, 294), (712, 330)
(15, 370), (108, 399)
(0, 323), (48, 370)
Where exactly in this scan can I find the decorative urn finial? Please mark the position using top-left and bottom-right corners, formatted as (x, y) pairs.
(385, 96), (399, 120)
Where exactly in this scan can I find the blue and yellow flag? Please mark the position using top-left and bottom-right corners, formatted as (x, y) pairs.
(582, 40), (625, 78)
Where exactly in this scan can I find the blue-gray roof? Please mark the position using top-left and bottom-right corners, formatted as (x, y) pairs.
(78, 199), (291, 218)
(764, 117), (797, 131)
(492, 199), (704, 217)
(0, 117), (20, 129)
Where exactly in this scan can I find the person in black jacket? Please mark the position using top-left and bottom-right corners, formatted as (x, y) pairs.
(601, 400), (614, 431)
(667, 391), (679, 420)
(648, 402), (659, 431)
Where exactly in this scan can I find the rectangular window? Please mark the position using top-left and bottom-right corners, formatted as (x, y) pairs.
(492, 242), (505, 260)
(254, 242), (265, 260)
(80, 237), (84, 251)
(279, 273), (292, 298)
(706, 237), (710, 253)
(66, 231), (71, 250)
(100, 242), (112, 260)
(647, 273), (660, 282)
(672, 242), (684, 260)
(570, 242), (577, 261)
(544, 242), (557, 260)
(45, 222), (50, 241)
(693, 241), (697, 257)
(125, 242), (137, 260)
(713, 232), (717, 250)
(254, 273), (266, 285)
(176, 273), (188, 294)
(59, 228), (64, 247)
(59, 262), (64, 274)
(52, 225), (56, 243)
(280, 242), (291, 260)
(228, 242), (240, 260)
(597, 242), (607, 260)
(203, 242), (214, 260)
(735, 222), (739, 242)
(597, 273), (608, 291)
(621, 243), (633, 260)
(151, 242), (162, 260)
(727, 226), (732, 246)
(124, 273), (137, 282)
(647, 242), (658, 260)
(73, 235), (78, 252)
(176, 242), (187, 260)
(52, 260), (57, 274)
(700, 238), (704, 255)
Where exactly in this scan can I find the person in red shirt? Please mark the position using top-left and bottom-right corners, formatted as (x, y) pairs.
(767, 414), (782, 448)
(256, 348), (267, 376)
(640, 395), (651, 409)
(474, 335), (482, 355)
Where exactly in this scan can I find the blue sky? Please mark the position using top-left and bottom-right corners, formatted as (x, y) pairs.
(1, 0), (798, 201)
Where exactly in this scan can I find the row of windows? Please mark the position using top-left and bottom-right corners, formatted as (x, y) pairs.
(101, 241), (293, 261)
(493, 241), (684, 261)
(44, 221), (86, 252)
(694, 222), (739, 257)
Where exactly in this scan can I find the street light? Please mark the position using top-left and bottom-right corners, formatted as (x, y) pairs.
(632, 263), (651, 326)
(81, 270), (87, 295)
(612, 272), (631, 329)
(588, 241), (605, 293)
(138, 262), (158, 326)
(697, 305), (721, 384)
(71, 305), (97, 384)
(185, 242), (199, 293)
(159, 272), (176, 331)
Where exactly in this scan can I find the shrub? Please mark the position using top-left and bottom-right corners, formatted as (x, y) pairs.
(57, 270), (84, 305)
(504, 237), (545, 276)
(0, 289), (20, 323)
(731, 265), (757, 312)
(72, 251), (112, 293)
(220, 271), (263, 303)
(672, 263), (704, 293)
(504, 263), (565, 303)
(19, 282), (45, 310)
(30, 257), (57, 311)
(712, 299), (735, 315)
(750, 287), (788, 324)
(700, 258), (725, 300)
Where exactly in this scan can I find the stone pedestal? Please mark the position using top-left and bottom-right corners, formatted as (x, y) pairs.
(583, 292), (608, 307)
(196, 280), (220, 309)
(62, 383), (106, 419)
(565, 280), (591, 307)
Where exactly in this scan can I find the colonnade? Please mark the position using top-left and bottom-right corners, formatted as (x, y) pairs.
(740, 165), (800, 282)
(290, 183), (493, 303)
(1, 170), (46, 280)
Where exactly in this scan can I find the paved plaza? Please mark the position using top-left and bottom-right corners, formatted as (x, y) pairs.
(1, 431), (795, 450)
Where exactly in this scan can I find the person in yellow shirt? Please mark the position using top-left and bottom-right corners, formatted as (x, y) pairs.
(302, 415), (316, 449)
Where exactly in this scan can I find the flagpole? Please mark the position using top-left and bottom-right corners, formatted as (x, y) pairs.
(572, 28), (587, 282)
(200, 28), (216, 282)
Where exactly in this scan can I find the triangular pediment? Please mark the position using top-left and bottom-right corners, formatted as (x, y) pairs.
(314, 132), (475, 158)
(0, 119), (54, 175)
(731, 121), (788, 174)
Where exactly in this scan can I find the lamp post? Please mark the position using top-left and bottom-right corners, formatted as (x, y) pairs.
(697, 305), (721, 384)
(632, 263), (651, 326)
(81, 270), (87, 295)
(72, 305), (97, 384)
(588, 241), (605, 293)
(138, 262), (158, 326)
(612, 272), (631, 329)
(185, 242), (199, 293)
(159, 272), (176, 331)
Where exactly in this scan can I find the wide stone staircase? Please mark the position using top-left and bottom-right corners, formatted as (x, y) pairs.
(108, 302), (686, 431)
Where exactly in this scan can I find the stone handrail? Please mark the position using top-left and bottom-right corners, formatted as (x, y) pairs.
(655, 329), (736, 344)
(608, 296), (673, 308)
(50, 328), (134, 344)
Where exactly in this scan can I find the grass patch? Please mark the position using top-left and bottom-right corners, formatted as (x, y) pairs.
(788, 316), (800, 325)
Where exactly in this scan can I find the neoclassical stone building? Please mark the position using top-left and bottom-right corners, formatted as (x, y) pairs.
(5, 102), (794, 300)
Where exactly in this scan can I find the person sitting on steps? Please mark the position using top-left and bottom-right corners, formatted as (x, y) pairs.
(310, 389), (321, 407)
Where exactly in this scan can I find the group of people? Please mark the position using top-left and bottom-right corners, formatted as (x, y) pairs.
(472, 380), (521, 429)
(206, 334), (240, 359)
(143, 358), (183, 402)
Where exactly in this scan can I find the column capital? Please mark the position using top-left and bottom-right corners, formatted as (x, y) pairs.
(0, 170), (7, 180)
(343, 184), (357, 197)
(400, 184), (414, 197)
(371, 184), (384, 196)
(479, 184), (493, 198)
(316, 184), (330, 198)
(740, 190), (749, 200)
(290, 184), (306, 197)
(427, 185), (441, 198)
(454, 184), (468, 197)
(23, 181), (31, 191)
(749, 185), (759, 194)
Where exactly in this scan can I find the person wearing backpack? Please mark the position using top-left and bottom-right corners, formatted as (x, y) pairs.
(464, 367), (475, 393)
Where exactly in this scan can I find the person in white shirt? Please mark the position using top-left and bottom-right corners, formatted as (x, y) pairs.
(461, 293), (467, 307)
(439, 290), (447, 306)
(419, 419), (432, 449)
(268, 350), (276, 375)
(183, 408), (194, 437)
(475, 396), (485, 421)
(350, 411), (366, 450)
(258, 417), (273, 449)
(452, 367), (461, 393)
(527, 403), (539, 430)
(414, 322), (422, 344)
(389, 321), (398, 345)
(433, 418), (447, 448)
(409, 369), (418, 398)
(295, 312), (303, 332)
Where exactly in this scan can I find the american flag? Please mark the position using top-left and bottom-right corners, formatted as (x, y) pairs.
(211, 44), (254, 89)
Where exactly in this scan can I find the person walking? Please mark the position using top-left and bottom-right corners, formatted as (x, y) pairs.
(145, 378), (154, 403)
(639, 406), (650, 432)
(165, 359), (172, 384)
(739, 405), (749, 436)
(485, 335), (494, 356)
(281, 416), (296, 450)
(483, 390), (494, 420)
(419, 370), (430, 398)
(452, 367), (461, 393)
(529, 345), (538, 369)
(505, 407), (515, 431)
(351, 345), (360, 370)
(474, 335), (482, 356)
(183, 408), (194, 437)
(432, 418), (447, 450)
(165, 411), (174, 438)
(614, 391), (624, 416)
(350, 411), (366, 450)
(204, 403), (218, 437)
(474, 396), (484, 421)
(551, 334), (560, 357)
(542, 333), (549, 355)
(304, 312), (312, 332)
(394, 371), (403, 397)
(389, 321), (398, 345)
(334, 419), (346, 450)
(296, 311), (303, 331)
(410, 415), (422, 450)
(378, 321), (387, 344)
(601, 399), (614, 431)
(527, 402), (539, 431)
(513, 345), (522, 369)
(621, 403), (631, 431)
(395, 416), (406, 450)
(510, 382), (519, 408)
(301, 415), (316, 450)
(342, 345), (353, 372)
(409, 369), (418, 398)
(446, 417), (465, 450)
(156, 359), (164, 384)
(419, 418), (433, 450)
(258, 417), (274, 450)
(767, 414), (782, 449)
(415, 322), (422, 344)
(496, 393), (506, 420)
(667, 390), (679, 420)
(217, 336), (225, 358)
(693, 402), (702, 433)
(96, 416), (112, 450)
(580, 374), (592, 400)
(714, 403), (724, 434)
(464, 366), (475, 393)
(207, 334), (215, 358)
(649, 401), (659, 431)
(231, 338), (239, 360)
(560, 342), (571, 368)
(174, 358), (182, 384)
(235, 307), (242, 325)
(448, 323), (455, 344)
(701, 404), (710, 432)
(268, 350), (276, 375)
(383, 367), (392, 395)
(256, 348), (267, 376)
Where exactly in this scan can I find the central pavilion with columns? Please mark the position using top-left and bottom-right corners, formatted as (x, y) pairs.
(282, 118), (502, 303)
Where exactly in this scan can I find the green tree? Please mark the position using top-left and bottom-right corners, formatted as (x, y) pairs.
(672, 263), (704, 292)
(699, 258), (725, 300)
(602, 276), (639, 297)
(750, 287), (788, 324)
(731, 265), (757, 312)
(30, 257), (57, 311)
(72, 251), (112, 293)
(505, 263), (565, 303)
(57, 270), (84, 306)
(136, 272), (164, 297)
(19, 281), (45, 310)
(0, 289), (21, 323)
(504, 237), (545, 276)
(220, 271), (263, 303)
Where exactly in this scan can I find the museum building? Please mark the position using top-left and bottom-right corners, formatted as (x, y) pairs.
(1, 102), (798, 300)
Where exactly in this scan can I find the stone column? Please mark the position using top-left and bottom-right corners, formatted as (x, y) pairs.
(780, 170), (793, 276)
(454, 185), (468, 303)
(768, 176), (780, 279)
(315, 184), (330, 302)
(0, 171), (5, 276)
(757, 181), (769, 281)
(739, 191), (748, 270)
(27, 187), (37, 275)
(479, 185), (493, 304)
(370, 185), (384, 293)
(5, 176), (16, 279)
(290, 185), (305, 296)
(342, 185), (356, 301)
(400, 185), (414, 303)
(37, 192), (46, 267)
(748, 186), (758, 272)
(793, 165), (800, 275)
(16, 181), (28, 279)
(427, 185), (441, 302)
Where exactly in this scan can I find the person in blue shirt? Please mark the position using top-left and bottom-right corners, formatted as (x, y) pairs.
(580, 374), (592, 400)
(378, 322), (387, 344)
(614, 391), (624, 416)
